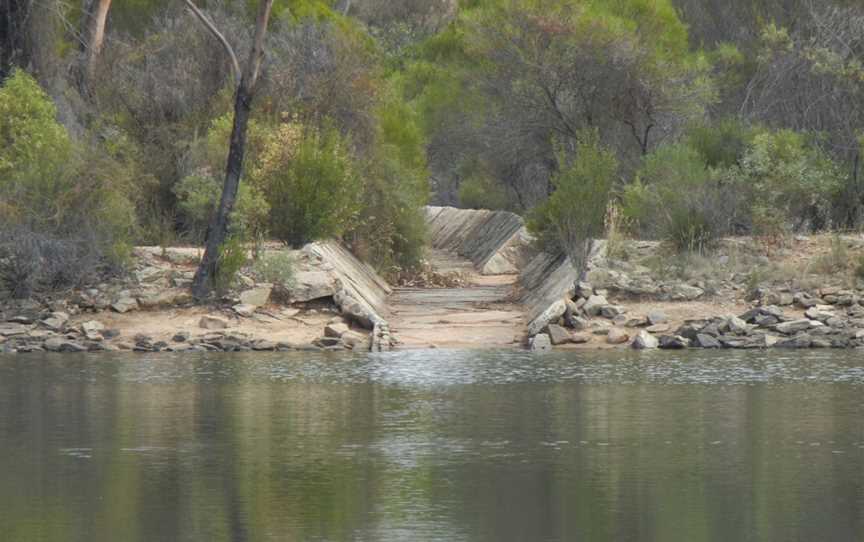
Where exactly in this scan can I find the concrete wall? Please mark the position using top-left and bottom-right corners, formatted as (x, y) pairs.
(305, 241), (392, 329)
(517, 241), (606, 336)
(425, 206), (536, 275)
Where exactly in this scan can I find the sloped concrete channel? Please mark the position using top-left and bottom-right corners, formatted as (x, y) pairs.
(319, 206), (580, 350)
(387, 207), (580, 349)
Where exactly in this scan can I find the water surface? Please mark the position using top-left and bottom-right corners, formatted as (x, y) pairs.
(1, 349), (863, 541)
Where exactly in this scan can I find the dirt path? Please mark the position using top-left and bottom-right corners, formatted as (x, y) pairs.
(388, 249), (526, 349)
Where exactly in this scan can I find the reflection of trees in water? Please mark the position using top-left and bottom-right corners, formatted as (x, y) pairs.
(0, 356), (863, 541)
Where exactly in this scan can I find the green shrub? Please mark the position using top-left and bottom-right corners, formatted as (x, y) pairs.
(734, 130), (843, 236)
(252, 251), (296, 287)
(261, 125), (361, 248)
(527, 132), (616, 274)
(622, 144), (734, 253)
(350, 92), (430, 272)
(814, 235), (851, 275)
(173, 170), (270, 243)
(0, 70), (137, 272)
(214, 235), (248, 293)
(685, 118), (758, 169)
(0, 69), (73, 227)
(458, 173), (509, 210)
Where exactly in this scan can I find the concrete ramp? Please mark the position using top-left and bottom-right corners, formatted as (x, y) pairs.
(425, 206), (536, 275)
(304, 241), (391, 329)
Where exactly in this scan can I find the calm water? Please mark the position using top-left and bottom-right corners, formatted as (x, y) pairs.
(1, 349), (863, 542)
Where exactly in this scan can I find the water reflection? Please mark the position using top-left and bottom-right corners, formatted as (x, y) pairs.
(0, 350), (863, 541)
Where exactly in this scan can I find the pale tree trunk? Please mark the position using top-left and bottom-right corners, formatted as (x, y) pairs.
(78, 0), (112, 93)
(190, 0), (274, 300)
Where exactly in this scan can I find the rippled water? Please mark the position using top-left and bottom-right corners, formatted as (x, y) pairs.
(1, 349), (863, 541)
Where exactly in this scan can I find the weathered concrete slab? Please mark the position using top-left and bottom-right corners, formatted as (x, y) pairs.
(518, 241), (606, 337)
(425, 206), (536, 275)
(304, 241), (392, 329)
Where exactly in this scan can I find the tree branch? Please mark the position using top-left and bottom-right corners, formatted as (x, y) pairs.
(183, 0), (241, 86)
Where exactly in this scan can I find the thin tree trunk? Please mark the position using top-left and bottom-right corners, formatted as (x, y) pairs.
(191, 0), (274, 299)
(79, 0), (112, 93)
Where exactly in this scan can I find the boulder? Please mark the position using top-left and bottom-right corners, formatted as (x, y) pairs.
(529, 334), (553, 352)
(251, 340), (277, 351)
(111, 296), (139, 314)
(325, 322), (350, 338)
(575, 281), (594, 299)
(726, 316), (750, 335)
(659, 335), (689, 349)
(232, 304), (257, 318)
(80, 320), (105, 334)
(0, 323), (32, 337)
(199, 315), (230, 330)
(172, 331), (191, 343)
(646, 323), (671, 334)
(776, 319), (822, 335)
(548, 324), (574, 345)
(599, 305), (625, 319)
(42, 312), (69, 332)
(527, 299), (567, 337)
(239, 284), (273, 307)
(694, 334), (722, 349)
(43, 338), (86, 353)
(606, 327), (630, 345)
(583, 295), (609, 317)
(341, 330), (372, 351)
(288, 271), (339, 302)
(631, 330), (659, 349)
(138, 289), (192, 309)
(666, 284), (704, 301)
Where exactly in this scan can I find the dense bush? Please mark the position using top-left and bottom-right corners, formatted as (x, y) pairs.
(0, 70), (136, 287)
(527, 133), (616, 274)
(622, 144), (737, 253)
(733, 130), (843, 236)
(258, 125), (361, 248)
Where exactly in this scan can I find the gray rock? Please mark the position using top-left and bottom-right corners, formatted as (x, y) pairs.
(666, 284), (704, 301)
(726, 316), (749, 335)
(754, 314), (779, 327)
(288, 271), (339, 303)
(341, 330), (371, 351)
(172, 331), (191, 343)
(232, 304), (257, 318)
(199, 315), (230, 330)
(631, 330), (659, 349)
(776, 334), (813, 348)
(251, 340), (277, 351)
(325, 323), (350, 338)
(659, 335), (689, 349)
(804, 307), (835, 322)
(646, 323), (671, 334)
(42, 312), (69, 332)
(694, 334), (722, 348)
(316, 336), (342, 348)
(138, 289), (192, 309)
(111, 297), (139, 314)
(548, 324), (574, 345)
(583, 295), (609, 317)
(239, 284), (273, 307)
(530, 334), (553, 352)
(575, 281), (594, 299)
(527, 299), (567, 337)
(0, 323), (33, 337)
(599, 305), (625, 319)
(776, 319), (822, 335)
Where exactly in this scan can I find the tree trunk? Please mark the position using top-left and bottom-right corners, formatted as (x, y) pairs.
(190, 86), (253, 298)
(0, 0), (28, 79)
(78, 0), (112, 93)
(191, 0), (274, 299)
